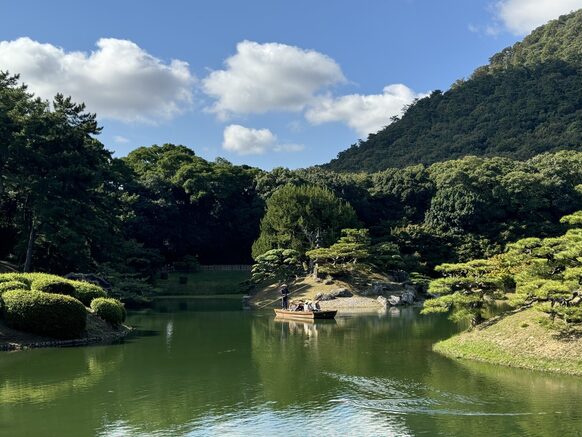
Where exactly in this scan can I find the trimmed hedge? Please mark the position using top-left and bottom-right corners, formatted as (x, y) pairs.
(0, 273), (31, 287)
(31, 276), (78, 298)
(2, 290), (87, 339)
(0, 281), (28, 295)
(69, 281), (107, 306)
(91, 298), (126, 325)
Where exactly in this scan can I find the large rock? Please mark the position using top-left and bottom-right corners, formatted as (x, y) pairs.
(385, 270), (409, 282)
(65, 273), (112, 291)
(401, 290), (415, 305)
(388, 295), (401, 306)
(315, 292), (335, 301)
(377, 296), (388, 308)
(331, 288), (352, 298)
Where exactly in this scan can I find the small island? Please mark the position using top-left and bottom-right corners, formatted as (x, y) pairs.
(0, 272), (130, 351)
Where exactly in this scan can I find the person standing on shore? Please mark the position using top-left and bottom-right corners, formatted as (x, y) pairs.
(280, 284), (289, 309)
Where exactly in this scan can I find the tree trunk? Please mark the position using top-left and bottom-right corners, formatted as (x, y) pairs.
(24, 218), (36, 272)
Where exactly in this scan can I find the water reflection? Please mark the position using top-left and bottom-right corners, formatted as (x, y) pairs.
(0, 308), (581, 436)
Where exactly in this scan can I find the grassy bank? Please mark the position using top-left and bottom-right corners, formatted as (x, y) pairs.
(156, 271), (250, 296)
(434, 308), (582, 376)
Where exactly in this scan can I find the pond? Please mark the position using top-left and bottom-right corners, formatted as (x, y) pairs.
(1, 303), (582, 436)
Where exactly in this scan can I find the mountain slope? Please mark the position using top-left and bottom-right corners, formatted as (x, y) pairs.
(325, 10), (582, 172)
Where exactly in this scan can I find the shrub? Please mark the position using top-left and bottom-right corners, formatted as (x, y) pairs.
(0, 281), (29, 295)
(91, 298), (126, 325)
(69, 280), (107, 306)
(2, 290), (87, 339)
(0, 273), (31, 287)
(31, 275), (78, 298)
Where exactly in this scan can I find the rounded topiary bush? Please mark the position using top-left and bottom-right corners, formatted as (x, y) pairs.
(70, 281), (107, 306)
(91, 298), (126, 325)
(0, 273), (31, 287)
(31, 275), (78, 298)
(0, 280), (29, 295)
(2, 290), (87, 339)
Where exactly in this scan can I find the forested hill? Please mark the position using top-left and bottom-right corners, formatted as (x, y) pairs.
(325, 10), (582, 172)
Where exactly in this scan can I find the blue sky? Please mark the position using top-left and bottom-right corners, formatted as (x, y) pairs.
(1, 0), (581, 169)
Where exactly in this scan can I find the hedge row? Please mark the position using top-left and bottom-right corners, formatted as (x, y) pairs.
(0, 273), (108, 305)
(2, 290), (87, 339)
(91, 298), (126, 325)
(0, 273), (113, 339)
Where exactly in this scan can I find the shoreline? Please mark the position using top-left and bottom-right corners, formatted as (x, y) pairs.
(433, 308), (582, 376)
(0, 315), (132, 352)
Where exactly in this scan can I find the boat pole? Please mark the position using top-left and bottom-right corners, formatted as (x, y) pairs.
(255, 283), (310, 309)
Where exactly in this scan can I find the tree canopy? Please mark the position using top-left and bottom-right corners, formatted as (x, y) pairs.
(325, 10), (582, 172)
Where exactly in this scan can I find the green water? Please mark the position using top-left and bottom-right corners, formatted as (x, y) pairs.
(1, 304), (582, 436)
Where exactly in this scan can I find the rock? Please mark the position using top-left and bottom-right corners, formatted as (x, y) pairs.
(401, 290), (415, 305)
(388, 295), (401, 306)
(315, 292), (335, 301)
(386, 270), (409, 282)
(331, 288), (352, 298)
(377, 296), (388, 308)
(65, 273), (112, 291)
(323, 279), (334, 285)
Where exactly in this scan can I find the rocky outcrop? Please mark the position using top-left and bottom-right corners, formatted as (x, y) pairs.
(315, 288), (353, 301)
(65, 273), (112, 291)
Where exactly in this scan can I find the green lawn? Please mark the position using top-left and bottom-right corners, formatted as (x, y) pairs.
(155, 271), (250, 296)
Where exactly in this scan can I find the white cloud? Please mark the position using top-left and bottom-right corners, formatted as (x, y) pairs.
(305, 84), (425, 137)
(113, 135), (130, 144)
(0, 37), (195, 122)
(495, 0), (582, 34)
(222, 124), (304, 155)
(203, 41), (345, 119)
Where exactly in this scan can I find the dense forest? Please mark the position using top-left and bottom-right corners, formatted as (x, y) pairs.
(2, 66), (582, 286)
(325, 9), (582, 172)
(2, 10), (582, 300)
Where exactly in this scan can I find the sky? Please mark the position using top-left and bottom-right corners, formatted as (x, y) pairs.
(1, 0), (581, 169)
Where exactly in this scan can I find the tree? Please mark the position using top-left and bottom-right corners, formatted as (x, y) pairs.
(251, 249), (303, 284)
(0, 73), (120, 273)
(251, 184), (359, 258)
(423, 211), (582, 326)
(306, 229), (371, 275)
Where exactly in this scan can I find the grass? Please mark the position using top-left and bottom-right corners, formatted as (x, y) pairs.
(434, 308), (582, 376)
(155, 271), (250, 296)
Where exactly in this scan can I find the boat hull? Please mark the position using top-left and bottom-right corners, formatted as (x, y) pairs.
(274, 309), (337, 320)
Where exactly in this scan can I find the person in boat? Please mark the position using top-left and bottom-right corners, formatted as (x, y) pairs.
(304, 300), (313, 312)
(280, 284), (289, 309)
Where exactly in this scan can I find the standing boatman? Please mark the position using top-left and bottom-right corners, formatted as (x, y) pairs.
(280, 283), (289, 309)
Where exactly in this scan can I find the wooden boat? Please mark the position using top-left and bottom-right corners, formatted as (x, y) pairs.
(274, 309), (337, 320)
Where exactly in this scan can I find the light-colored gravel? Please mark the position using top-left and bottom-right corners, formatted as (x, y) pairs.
(318, 296), (383, 311)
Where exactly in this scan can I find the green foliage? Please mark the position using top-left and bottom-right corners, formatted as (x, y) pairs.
(251, 249), (304, 284)
(306, 229), (371, 275)
(252, 184), (359, 258)
(69, 281), (108, 306)
(326, 10), (582, 172)
(90, 297), (126, 325)
(30, 275), (78, 298)
(0, 281), (28, 295)
(424, 211), (582, 326)
(2, 290), (87, 339)
(422, 258), (508, 325)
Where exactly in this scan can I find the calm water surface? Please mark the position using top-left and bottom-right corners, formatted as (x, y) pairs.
(1, 301), (582, 436)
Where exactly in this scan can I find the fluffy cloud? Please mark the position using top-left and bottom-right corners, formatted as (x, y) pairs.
(222, 124), (304, 155)
(0, 37), (195, 122)
(305, 84), (425, 137)
(495, 0), (582, 34)
(203, 41), (345, 118)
